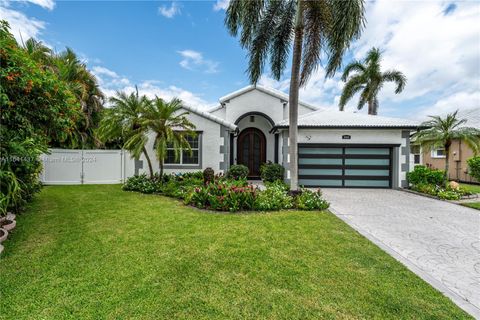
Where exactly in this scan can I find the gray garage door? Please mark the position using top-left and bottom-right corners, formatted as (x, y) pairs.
(298, 144), (393, 188)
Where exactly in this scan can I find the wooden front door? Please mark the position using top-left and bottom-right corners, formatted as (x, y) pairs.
(237, 128), (266, 178)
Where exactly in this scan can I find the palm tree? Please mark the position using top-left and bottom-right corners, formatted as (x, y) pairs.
(413, 110), (480, 182)
(339, 47), (406, 115)
(23, 38), (53, 67)
(138, 97), (196, 178)
(53, 48), (105, 146)
(225, 0), (365, 190)
(97, 89), (154, 177)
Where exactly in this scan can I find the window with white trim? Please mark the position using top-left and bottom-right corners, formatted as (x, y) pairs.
(410, 145), (421, 164)
(165, 134), (200, 165)
(431, 148), (446, 158)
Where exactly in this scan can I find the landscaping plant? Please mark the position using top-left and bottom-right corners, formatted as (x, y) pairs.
(203, 167), (215, 184)
(296, 189), (330, 210)
(226, 164), (249, 180)
(254, 181), (293, 211)
(260, 162), (285, 182)
(467, 156), (480, 181)
(407, 165), (445, 187)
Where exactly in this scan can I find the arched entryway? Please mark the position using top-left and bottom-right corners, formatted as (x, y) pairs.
(237, 127), (266, 178)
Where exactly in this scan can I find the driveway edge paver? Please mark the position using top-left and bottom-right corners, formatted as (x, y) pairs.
(328, 205), (480, 319)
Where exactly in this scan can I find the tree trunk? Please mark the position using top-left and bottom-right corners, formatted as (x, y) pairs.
(288, 0), (304, 191)
(142, 146), (154, 178)
(444, 143), (450, 185)
(367, 100), (376, 115)
(159, 160), (164, 180)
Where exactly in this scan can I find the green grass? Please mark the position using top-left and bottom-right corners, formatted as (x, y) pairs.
(462, 202), (480, 210)
(460, 183), (480, 194)
(0, 185), (471, 319)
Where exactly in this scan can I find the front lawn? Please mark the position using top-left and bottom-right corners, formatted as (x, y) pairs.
(462, 202), (480, 210)
(460, 183), (480, 194)
(0, 185), (471, 319)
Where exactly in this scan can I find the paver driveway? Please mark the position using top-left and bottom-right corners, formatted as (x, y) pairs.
(322, 189), (480, 318)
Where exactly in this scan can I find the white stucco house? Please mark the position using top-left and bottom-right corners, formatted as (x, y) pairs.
(139, 85), (419, 188)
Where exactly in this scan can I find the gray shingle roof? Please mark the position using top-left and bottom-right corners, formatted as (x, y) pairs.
(275, 109), (420, 129)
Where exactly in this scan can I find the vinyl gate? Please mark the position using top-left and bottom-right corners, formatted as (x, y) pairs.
(298, 144), (393, 188)
(40, 149), (134, 185)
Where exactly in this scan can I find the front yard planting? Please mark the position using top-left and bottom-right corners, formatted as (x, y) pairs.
(407, 166), (473, 200)
(0, 185), (471, 319)
(123, 169), (329, 212)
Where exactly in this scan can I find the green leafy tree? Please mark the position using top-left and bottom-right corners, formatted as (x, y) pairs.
(414, 110), (480, 182)
(339, 47), (406, 115)
(22, 40), (104, 148)
(97, 89), (154, 177)
(225, 0), (365, 189)
(138, 97), (196, 178)
(0, 20), (80, 213)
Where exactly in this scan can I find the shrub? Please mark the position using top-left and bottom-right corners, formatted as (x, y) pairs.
(122, 174), (162, 194)
(226, 164), (249, 180)
(412, 183), (438, 196)
(467, 156), (480, 181)
(254, 181), (293, 211)
(296, 189), (330, 211)
(203, 167), (215, 184)
(185, 179), (255, 212)
(437, 189), (462, 200)
(260, 162), (285, 182)
(407, 165), (445, 187)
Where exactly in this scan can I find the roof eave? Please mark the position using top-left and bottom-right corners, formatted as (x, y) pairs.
(273, 125), (421, 130)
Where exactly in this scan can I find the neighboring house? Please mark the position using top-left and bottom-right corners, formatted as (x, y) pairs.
(139, 85), (419, 188)
(412, 107), (480, 182)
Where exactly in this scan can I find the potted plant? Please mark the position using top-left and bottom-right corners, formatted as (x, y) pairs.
(0, 228), (8, 243)
(0, 213), (16, 232)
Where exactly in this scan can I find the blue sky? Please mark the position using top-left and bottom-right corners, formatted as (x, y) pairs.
(1, 0), (479, 120)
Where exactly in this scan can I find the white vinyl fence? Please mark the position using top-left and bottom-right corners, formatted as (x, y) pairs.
(40, 149), (135, 185)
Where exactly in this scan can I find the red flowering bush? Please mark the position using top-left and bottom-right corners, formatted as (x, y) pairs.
(185, 180), (257, 212)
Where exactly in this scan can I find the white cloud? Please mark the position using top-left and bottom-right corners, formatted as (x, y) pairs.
(24, 0), (55, 10)
(91, 66), (131, 89)
(416, 91), (480, 120)
(213, 0), (229, 11)
(177, 49), (219, 74)
(0, 5), (45, 41)
(257, 0), (480, 119)
(93, 65), (215, 110)
(158, 2), (180, 18)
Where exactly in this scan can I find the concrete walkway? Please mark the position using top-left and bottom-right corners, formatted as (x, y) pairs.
(322, 188), (480, 318)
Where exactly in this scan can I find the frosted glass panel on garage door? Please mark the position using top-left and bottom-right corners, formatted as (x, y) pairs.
(299, 158), (343, 165)
(299, 148), (342, 154)
(345, 158), (390, 165)
(345, 148), (390, 155)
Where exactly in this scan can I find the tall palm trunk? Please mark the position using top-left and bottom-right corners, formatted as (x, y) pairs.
(288, 0), (304, 191)
(367, 100), (376, 115)
(142, 146), (154, 178)
(444, 141), (451, 185)
(159, 160), (164, 180)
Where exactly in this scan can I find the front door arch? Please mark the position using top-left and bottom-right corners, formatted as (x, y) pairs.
(237, 128), (266, 178)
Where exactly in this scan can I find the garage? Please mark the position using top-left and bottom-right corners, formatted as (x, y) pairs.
(298, 144), (394, 188)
